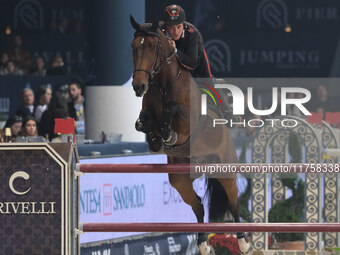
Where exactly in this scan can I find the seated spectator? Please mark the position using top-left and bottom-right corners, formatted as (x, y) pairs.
(4, 115), (23, 142)
(68, 81), (85, 134)
(21, 116), (38, 136)
(0, 52), (10, 75)
(16, 88), (35, 118)
(55, 83), (70, 102)
(17, 116), (46, 142)
(57, 17), (70, 34)
(31, 57), (47, 76)
(34, 84), (53, 123)
(286, 93), (304, 116)
(47, 56), (67, 75)
(8, 35), (31, 74)
(39, 91), (69, 140)
(309, 85), (336, 117)
(3, 60), (24, 75)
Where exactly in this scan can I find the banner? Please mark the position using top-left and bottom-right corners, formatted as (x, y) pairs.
(79, 154), (207, 244)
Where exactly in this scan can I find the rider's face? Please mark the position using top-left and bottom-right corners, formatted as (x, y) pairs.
(166, 24), (184, 41)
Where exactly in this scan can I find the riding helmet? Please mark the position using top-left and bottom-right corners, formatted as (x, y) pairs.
(163, 4), (186, 26)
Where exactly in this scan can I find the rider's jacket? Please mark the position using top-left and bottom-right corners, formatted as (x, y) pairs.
(159, 21), (212, 78)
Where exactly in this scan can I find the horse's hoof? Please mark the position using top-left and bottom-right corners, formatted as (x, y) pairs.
(240, 242), (254, 255)
(198, 241), (215, 255)
(147, 136), (164, 152)
(161, 127), (171, 141)
(135, 119), (144, 132)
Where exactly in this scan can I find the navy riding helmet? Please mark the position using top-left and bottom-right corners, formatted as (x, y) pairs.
(163, 4), (186, 26)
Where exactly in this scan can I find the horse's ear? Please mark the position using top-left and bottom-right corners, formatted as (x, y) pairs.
(151, 19), (159, 32)
(130, 15), (141, 30)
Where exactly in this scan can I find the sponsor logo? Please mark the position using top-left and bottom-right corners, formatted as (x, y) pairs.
(239, 50), (320, 68)
(103, 184), (112, 216)
(80, 189), (101, 214)
(91, 250), (111, 255)
(113, 184), (145, 211)
(143, 244), (160, 255)
(163, 181), (183, 205)
(205, 39), (231, 73)
(168, 236), (181, 253)
(14, 0), (44, 30)
(186, 234), (199, 255)
(256, 0), (289, 29)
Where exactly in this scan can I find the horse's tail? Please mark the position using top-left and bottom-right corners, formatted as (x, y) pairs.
(206, 178), (232, 222)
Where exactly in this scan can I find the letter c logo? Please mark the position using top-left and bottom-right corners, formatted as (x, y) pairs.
(9, 171), (31, 195)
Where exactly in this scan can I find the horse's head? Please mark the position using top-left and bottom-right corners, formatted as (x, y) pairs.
(130, 15), (162, 97)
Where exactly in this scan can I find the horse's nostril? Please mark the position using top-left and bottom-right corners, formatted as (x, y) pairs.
(141, 84), (145, 92)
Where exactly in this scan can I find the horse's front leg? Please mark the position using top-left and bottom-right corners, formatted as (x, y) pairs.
(161, 101), (180, 146)
(135, 110), (164, 152)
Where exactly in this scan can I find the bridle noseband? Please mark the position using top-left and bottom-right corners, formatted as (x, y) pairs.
(133, 33), (176, 82)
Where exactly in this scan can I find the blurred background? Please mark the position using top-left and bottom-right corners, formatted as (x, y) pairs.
(0, 0), (339, 142)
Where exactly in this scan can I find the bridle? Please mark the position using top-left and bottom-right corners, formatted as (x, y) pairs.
(133, 33), (176, 82)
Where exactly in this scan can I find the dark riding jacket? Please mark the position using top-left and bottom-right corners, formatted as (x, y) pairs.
(160, 21), (212, 78)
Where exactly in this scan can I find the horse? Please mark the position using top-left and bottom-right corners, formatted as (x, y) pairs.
(130, 16), (253, 255)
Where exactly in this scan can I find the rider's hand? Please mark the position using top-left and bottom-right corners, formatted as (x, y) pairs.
(168, 39), (176, 49)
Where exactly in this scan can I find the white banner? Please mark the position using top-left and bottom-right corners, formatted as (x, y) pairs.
(79, 154), (207, 244)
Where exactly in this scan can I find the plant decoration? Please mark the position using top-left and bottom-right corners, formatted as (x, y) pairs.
(268, 133), (304, 242)
(208, 234), (240, 255)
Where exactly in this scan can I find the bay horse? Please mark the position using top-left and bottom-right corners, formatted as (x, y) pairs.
(130, 16), (253, 255)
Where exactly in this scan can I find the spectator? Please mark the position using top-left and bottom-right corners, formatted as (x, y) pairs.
(8, 35), (31, 73)
(48, 19), (58, 33)
(57, 17), (70, 34)
(309, 85), (336, 116)
(0, 52), (10, 75)
(4, 115), (23, 142)
(16, 88), (35, 118)
(286, 93), (304, 116)
(31, 57), (47, 76)
(3, 60), (24, 75)
(34, 84), (53, 123)
(21, 116), (38, 137)
(68, 81), (85, 134)
(55, 83), (70, 102)
(74, 20), (84, 35)
(47, 56), (67, 75)
(39, 91), (69, 140)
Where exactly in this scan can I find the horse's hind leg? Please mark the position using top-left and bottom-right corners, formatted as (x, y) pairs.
(168, 173), (214, 255)
(218, 178), (253, 255)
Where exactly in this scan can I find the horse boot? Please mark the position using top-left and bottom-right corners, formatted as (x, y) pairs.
(161, 102), (180, 146)
(135, 110), (154, 133)
(237, 233), (254, 255)
(135, 118), (144, 132)
(147, 132), (164, 152)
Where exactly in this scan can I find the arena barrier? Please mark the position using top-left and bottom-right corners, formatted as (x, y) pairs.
(1, 143), (339, 255)
(80, 222), (340, 233)
(251, 115), (340, 251)
(78, 163), (338, 174)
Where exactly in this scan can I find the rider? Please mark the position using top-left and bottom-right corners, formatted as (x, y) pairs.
(161, 4), (233, 118)
(160, 4), (212, 79)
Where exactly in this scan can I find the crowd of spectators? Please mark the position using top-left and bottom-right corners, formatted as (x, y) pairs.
(0, 35), (70, 77)
(1, 80), (85, 143)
